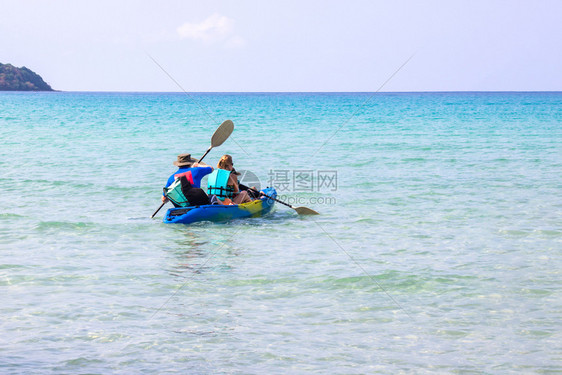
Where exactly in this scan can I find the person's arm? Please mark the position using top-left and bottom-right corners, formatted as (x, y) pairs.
(229, 173), (240, 193)
(162, 173), (175, 201)
(192, 166), (213, 180)
(192, 163), (213, 172)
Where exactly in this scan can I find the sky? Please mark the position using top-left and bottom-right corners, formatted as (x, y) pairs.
(1, 0), (561, 92)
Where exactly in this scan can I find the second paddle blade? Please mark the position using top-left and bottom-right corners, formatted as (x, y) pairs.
(294, 206), (320, 215)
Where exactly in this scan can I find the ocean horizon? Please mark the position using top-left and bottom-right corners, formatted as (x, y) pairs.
(15, 89), (562, 93)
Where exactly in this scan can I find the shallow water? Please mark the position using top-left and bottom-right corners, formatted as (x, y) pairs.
(1, 91), (561, 373)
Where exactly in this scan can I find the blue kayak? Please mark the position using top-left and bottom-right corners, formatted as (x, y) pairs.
(163, 187), (277, 224)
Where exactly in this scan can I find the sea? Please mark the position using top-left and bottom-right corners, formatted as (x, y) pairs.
(1, 91), (560, 374)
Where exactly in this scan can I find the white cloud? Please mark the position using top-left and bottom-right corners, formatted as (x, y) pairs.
(177, 13), (240, 45)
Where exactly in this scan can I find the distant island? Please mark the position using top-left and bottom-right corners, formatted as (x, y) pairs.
(0, 63), (53, 91)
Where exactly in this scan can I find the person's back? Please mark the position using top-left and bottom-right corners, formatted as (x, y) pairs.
(207, 168), (235, 202)
(165, 174), (210, 207)
(162, 153), (214, 205)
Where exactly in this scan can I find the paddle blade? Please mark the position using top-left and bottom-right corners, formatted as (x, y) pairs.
(294, 206), (320, 215)
(211, 120), (234, 148)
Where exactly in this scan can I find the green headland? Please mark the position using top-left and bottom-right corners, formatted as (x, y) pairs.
(0, 63), (53, 91)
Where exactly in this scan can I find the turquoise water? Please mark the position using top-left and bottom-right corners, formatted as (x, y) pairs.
(1, 91), (561, 373)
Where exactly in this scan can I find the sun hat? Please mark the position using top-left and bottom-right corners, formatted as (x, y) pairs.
(173, 153), (208, 167)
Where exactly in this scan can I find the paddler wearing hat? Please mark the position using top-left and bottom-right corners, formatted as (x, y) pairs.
(161, 153), (214, 203)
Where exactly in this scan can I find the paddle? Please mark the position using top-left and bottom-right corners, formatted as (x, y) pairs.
(197, 119), (234, 163)
(150, 120), (234, 218)
(240, 184), (319, 215)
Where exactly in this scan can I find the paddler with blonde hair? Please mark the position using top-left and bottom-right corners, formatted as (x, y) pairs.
(207, 154), (252, 204)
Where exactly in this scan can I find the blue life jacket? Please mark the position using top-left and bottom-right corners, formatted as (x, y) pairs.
(207, 169), (234, 201)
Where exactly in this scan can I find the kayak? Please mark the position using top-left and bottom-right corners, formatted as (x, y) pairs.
(163, 187), (277, 224)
